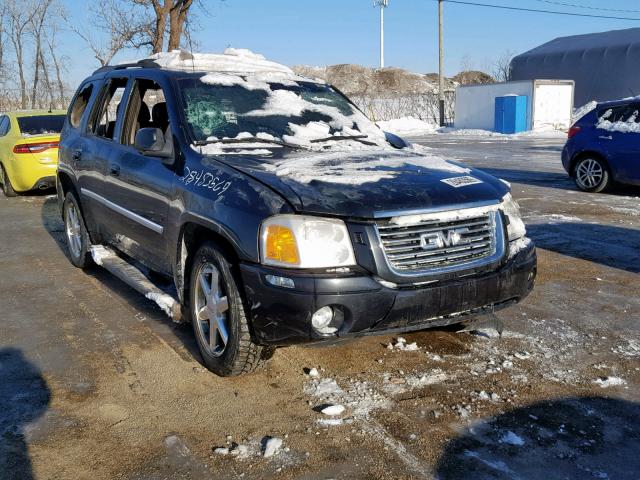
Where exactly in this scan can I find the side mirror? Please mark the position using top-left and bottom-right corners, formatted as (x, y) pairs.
(134, 127), (173, 162)
(384, 131), (411, 149)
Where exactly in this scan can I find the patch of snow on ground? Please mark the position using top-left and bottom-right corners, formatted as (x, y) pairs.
(377, 116), (438, 136)
(499, 431), (525, 446)
(387, 337), (419, 351)
(594, 376), (626, 388)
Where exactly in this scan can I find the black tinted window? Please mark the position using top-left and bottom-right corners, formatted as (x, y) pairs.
(17, 115), (65, 135)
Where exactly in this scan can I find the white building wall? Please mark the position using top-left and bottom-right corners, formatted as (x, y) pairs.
(455, 81), (533, 131)
(454, 80), (575, 131)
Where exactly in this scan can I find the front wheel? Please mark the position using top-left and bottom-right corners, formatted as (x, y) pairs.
(63, 191), (92, 268)
(0, 164), (17, 197)
(574, 157), (611, 193)
(189, 241), (272, 376)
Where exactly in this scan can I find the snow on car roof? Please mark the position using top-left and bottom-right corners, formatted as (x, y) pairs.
(144, 48), (305, 78)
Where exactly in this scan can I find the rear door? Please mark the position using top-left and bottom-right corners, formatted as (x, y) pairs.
(99, 75), (176, 272)
(596, 103), (640, 184)
(80, 76), (131, 240)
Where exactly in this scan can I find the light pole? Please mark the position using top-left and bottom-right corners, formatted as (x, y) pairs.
(438, 0), (445, 126)
(374, 0), (389, 69)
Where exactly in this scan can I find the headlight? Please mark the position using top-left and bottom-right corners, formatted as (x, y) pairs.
(500, 193), (526, 241)
(260, 215), (356, 269)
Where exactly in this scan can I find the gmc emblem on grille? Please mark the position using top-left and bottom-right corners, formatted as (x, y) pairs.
(420, 227), (470, 250)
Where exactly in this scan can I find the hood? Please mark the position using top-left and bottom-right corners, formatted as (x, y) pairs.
(210, 148), (510, 218)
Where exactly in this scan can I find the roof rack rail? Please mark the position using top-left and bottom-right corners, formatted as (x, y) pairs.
(92, 59), (160, 75)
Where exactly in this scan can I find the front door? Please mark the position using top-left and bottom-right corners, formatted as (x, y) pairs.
(101, 76), (176, 273)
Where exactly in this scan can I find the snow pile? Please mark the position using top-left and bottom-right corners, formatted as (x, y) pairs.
(377, 116), (438, 136)
(265, 150), (470, 185)
(145, 48), (295, 75)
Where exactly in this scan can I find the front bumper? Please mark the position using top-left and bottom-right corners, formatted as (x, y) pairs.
(241, 239), (537, 346)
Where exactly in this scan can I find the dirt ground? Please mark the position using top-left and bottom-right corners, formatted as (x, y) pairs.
(1, 134), (639, 480)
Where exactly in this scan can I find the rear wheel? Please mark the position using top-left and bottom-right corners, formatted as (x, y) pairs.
(574, 156), (611, 193)
(63, 191), (92, 268)
(189, 241), (272, 376)
(0, 164), (17, 197)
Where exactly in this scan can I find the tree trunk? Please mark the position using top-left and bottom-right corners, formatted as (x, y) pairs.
(46, 32), (65, 108)
(167, 0), (193, 51)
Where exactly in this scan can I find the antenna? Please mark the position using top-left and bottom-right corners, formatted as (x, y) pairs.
(373, 0), (389, 68)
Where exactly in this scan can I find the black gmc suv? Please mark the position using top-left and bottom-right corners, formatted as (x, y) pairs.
(57, 50), (536, 376)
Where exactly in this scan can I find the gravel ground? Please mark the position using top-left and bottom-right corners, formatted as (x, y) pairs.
(0, 133), (638, 480)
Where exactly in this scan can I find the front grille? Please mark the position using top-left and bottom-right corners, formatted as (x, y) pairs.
(376, 209), (502, 275)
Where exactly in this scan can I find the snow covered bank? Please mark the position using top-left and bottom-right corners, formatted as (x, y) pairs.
(377, 116), (438, 136)
(377, 117), (567, 138)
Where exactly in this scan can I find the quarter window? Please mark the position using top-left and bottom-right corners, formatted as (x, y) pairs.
(0, 116), (9, 136)
(69, 83), (94, 129)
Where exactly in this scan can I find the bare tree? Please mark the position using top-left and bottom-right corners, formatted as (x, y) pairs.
(70, 0), (149, 66)
(45, 25), (67, 108)
(489, 49), (516, 83)
(6, 0), (35, 109)
(29, 0), (53, 108)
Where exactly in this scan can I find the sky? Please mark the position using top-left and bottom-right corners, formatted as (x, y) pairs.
(60, 0), (640, 84)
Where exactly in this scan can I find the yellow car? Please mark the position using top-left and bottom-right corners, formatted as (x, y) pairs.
(0, 110), (66, 196)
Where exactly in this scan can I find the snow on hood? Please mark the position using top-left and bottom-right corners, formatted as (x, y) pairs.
(144, 48), (296, 75)
(263, 149), (470, 185)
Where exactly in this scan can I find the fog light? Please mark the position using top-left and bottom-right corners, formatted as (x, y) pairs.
(265, 274), (295, 289)
(312, 306), (336, 334)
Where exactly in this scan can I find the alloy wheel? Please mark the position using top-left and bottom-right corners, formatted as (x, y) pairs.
(194, 262), (230, 357)
(576, 159), (604, 190)
(65, 201), (83, 259)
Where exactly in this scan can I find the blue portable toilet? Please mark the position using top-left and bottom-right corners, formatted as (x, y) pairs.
(494, 95), (527, 134)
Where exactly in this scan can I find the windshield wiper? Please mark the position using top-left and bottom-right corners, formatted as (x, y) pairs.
(193, 137), (308, 150)
(310, 135), (378, 146)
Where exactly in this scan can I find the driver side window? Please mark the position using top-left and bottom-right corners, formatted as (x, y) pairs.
(122, 79), (170, 147)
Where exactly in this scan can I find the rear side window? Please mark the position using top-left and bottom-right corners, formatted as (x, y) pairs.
(90, 78), (128, 140)
(17, 115), (66, 136)
(598, 104), (640, 123)
(69, 83), (94, 128)
(0, 116), (9, 136)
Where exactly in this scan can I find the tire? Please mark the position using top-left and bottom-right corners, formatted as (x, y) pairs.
(63, 191), (92, 268)
(0, 164), (17, 197)
(574, 156), (611, 193)
(189, 241), (272, 376)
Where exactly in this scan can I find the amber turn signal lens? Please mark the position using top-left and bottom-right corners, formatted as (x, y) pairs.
(264, 225), (300, 265)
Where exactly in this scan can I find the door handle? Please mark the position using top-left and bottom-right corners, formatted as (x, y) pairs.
(109, 164), (121, 176)
(72, 149), (82, 160)
(599, 135), (613, 140)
